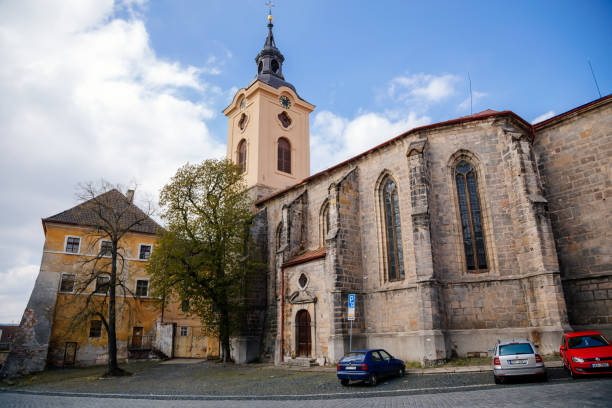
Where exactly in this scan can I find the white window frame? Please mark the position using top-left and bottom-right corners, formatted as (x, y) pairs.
(179, 326), (188, 336)
(99, 240), (112, 257)
(94, 276), (110, 294)
(135, 278), (149, 297)
(59, 273), (76, 293)
(138, 243), (153, 261)
(64, 235), (81, 254)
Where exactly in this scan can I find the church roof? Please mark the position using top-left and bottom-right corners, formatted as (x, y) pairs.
(283, 247), (326, 268)
(256, 93), (612, 207)
(255, 109), (531, 206)
(43, 189), (161, 235)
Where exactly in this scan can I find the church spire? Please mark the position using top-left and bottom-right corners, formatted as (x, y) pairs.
(254, 6), (296, 92)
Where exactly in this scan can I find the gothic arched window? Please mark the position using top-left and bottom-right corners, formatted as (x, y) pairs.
(381, 177), (404, 281)
(237, 139), (246, 174)
(455, 160), (487, 271)
(277, 138), (291, 173)
(320, 200), (330, 245)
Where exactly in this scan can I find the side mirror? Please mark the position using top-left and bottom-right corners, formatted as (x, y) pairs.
(560, 346), (565, 351)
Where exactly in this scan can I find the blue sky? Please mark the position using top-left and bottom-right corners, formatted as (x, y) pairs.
(0, 0), (610, 323)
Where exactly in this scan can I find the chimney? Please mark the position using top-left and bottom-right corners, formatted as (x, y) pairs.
(126, 189), (135, 203)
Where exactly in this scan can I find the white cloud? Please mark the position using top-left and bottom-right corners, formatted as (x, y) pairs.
(531, 110), (555, 124)
(310, 110), (430, 173)
(458, 91), (488, 111)
(0, 0), (227, 322)
(387, 73), (460, 104)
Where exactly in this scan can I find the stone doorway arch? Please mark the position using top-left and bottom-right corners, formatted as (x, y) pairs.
(296, 309), (311, 357)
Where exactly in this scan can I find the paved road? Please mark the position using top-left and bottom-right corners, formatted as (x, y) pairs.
(2, 377), (611, 407)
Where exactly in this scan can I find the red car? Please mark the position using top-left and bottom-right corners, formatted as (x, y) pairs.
(560, 331), (612, 378)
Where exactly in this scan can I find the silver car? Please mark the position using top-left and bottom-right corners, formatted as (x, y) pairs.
(491, 339), (547, 384)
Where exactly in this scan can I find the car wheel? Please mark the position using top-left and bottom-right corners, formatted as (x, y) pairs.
(369, 372), (378, 386)
(569, 364), (579, 379)
(563, 359), (569, 370)
(494, 375), (503, 385)
(397, 367), (405, 377)
(340, 378), (349, 386)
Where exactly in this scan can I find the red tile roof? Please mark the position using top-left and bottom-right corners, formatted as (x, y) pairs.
(282, 247), (326, 267)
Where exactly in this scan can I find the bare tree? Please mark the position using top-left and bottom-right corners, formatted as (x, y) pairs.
(66, 181), (158, 376)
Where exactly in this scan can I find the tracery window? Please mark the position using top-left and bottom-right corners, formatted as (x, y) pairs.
(455, 160), (487, 271)
(381, 177), (404, 281)
(237, 139), (247, 174)
(277, 138), (291, 173)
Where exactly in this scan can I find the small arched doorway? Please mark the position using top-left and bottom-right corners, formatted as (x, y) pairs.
(296, 310), (311, 357)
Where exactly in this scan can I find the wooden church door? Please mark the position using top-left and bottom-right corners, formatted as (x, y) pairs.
(296, 310), (311, 357)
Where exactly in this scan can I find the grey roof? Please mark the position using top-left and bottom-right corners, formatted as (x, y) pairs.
(43, 189), (161, 235)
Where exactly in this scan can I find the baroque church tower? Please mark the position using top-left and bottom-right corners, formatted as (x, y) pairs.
(224, 13), (314, 199)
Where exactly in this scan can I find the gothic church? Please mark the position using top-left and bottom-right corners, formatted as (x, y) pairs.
(225, 15), (612, 365)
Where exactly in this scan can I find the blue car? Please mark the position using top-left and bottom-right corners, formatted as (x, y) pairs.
(336, 349), (405, 386)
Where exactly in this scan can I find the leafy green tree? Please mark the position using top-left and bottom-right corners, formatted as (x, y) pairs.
(147, 159), (257, 362)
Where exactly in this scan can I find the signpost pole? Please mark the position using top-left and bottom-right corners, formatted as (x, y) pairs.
(349, 320), (353, 352)
(348, 293), (356, 352)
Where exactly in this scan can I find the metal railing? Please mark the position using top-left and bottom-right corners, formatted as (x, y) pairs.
(127, 335), (155, 350)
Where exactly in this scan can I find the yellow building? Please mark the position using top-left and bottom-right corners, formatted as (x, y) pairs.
(1, 189), (218, 376)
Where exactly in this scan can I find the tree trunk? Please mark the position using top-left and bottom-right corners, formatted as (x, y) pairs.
(220, 308), (231, 362)
(106, 243), (123, 376)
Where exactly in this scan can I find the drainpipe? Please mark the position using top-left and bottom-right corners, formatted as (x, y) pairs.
(280, 265), (285, 362)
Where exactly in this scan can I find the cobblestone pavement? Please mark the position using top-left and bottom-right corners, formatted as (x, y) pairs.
(1, 377), (611, 407)
(0, 360), (567, 397)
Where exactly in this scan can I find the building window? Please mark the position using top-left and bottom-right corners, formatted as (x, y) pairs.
(65, 236), (81, 253)
(89, 320), (102, 338)
(320, 200), (330, 245)
(95, 276), (110, 294)
(135, 280), (149, 297)
(100, 240), (112, 257)
(278, 111), (292, 128)
(180, 326), (188, 336)
(139, 244), (152, 260)
(59, 274), (75, 293)
(455, 160), (488, 271)
(276, 222), (284, 250)
(277, 138), (291, 173)
(181, 299), (190, 313)
(237, 139), (247, 174)
(238, 113), (248, 131)
(381, 177), (405, 281)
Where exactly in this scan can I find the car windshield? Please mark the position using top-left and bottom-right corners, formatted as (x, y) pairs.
(499, 343), (534, 356)
(340, 352), (365, 362)
(568, 335), (610, 349)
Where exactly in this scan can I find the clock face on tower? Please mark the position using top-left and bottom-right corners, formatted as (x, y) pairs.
(279, 95), (291, 109)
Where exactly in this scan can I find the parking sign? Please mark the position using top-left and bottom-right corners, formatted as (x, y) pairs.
(348, 294), (356, 321)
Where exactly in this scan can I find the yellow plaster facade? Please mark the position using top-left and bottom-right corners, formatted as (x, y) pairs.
(224, 81), (314, 195)
(42, 220), (218, 366)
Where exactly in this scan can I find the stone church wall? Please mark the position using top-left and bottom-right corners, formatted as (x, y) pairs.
(533, 99), (612, 334)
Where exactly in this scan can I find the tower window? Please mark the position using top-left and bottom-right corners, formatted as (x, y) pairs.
(237, 139), (247, 174)
(278, 111), (292, 128)
(320, 200), (330, 245)
(455, 160), (487, 271)
(271, 59), (280, 73)
(380, 176), (404, 281)
(238, 113), (248, 131)
(258, 61), (263, 75)
(277, 138), (291, 173)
